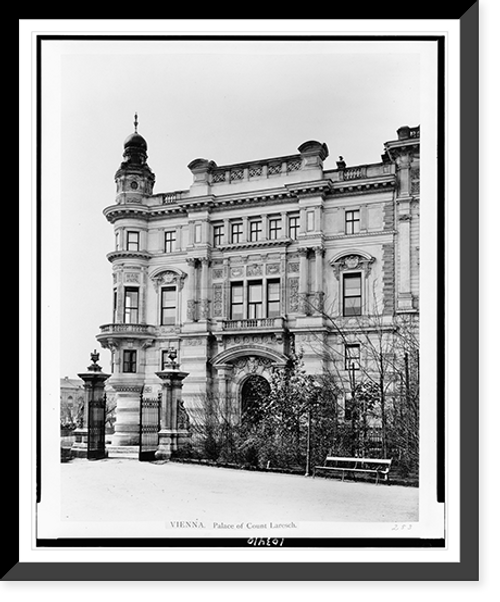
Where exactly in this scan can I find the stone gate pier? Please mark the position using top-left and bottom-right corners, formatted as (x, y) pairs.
(155, 349), (191, 460)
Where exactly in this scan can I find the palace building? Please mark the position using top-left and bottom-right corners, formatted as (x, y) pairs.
(96, 117), (420, 458)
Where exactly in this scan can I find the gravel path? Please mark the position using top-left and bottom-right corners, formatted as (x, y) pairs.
(61, 458), (418, 526)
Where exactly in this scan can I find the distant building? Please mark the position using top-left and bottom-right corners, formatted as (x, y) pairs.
(60, 376), (84, 427)
(96, 117), (420, 455)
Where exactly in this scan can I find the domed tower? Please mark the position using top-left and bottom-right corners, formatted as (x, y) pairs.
(97, 116), (157, 457)
(114, 113), (156, 204)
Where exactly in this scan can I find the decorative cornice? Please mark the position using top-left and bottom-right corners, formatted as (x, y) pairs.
(107, 250), (152, 263)
(209, 190), (294, 210)
(103, 204), (150, 223)
(148, 205), (187, 219)
(331, 178), (396, 197)
(285, 180), (333, 197)
(217, 238), (292, 252)
(324, 229), (396, 241)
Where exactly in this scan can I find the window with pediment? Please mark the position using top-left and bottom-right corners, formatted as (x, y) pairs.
(330, 253), (375, 317)
(150, 269), (187, 326)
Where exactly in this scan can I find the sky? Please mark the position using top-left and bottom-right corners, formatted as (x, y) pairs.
(48, 36), (426, 379)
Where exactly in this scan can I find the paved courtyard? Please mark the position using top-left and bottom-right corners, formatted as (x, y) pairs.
(60, 458), (418, 532)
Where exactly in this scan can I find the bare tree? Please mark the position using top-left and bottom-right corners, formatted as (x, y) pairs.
(302, 289), (419, 477)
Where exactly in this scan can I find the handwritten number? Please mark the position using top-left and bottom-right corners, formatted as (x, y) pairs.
(247, 538), (284, 546)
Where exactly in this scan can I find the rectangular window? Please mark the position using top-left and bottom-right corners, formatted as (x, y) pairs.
(123, 349), (137, 373)
(343, 273), (362, 316)
(126, 231), (139, 251)
(230, 282), (244, 319)
(213, 224), (224, 247)
(345, 209), (360, 234)
(164, 230), (176, 253)
(231, 222), (243, 244)
(288, 215), (299, 239)
(161, 286), (176, 325)
(267, 279), (280, 318)
(268, 217), (282, 240)
(345, 344), (361, 370)
(124, 287), (139, 323)
(249, 220), (262, 242)
(247, 281), (263, 319)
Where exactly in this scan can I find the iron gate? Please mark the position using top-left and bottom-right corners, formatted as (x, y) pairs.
(88, 394), (106, 460)
(139, 392), (161, 461)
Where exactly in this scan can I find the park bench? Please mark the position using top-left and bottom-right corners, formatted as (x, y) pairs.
(314, 456), (392, 484)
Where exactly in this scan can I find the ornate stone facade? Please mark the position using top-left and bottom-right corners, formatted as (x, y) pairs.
(96, 120), (420, 454)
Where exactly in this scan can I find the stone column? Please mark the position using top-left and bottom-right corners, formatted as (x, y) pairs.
(298, 247), (309, 314)
(199, 257), (210, 320)
(394, 151), (414, 311)
(397, 211), (413, 310)
(263, 214), (269, 241)
(242, 216), (249, 243)
(314, 246), (325, 314)
(155, 351), (189, 459)
(217, 364), (234, 422)
(109, 382), (143, 450)
(72, 350), (110, 458)
(186, 257), (197, 321)
(281, 211), (288, 238)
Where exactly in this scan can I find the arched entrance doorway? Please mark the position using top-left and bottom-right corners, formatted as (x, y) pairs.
(241, 374), (270, 423)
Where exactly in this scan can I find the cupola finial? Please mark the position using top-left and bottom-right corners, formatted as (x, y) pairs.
(134, 112), (139, 133)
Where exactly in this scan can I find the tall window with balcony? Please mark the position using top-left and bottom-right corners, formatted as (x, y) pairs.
(247, 281), (263, 319)
(345, 210), (360, 234)
(268, 216), (282, 240)
(230, 282), (244, 320)
(126, 230), (140, 251)
(249, 219), (262, 242)
(164, 230), (176, 253)
(267, 280), (281, 318)
(343, 273), (362, 316)
(124, 287), (139, 323)
(231, 222), (243, 244)
(161, 286), (176, 325)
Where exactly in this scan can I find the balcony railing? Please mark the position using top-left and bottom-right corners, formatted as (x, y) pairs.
(222, 317), (283, 330)
(98, 323), (157, 336)
(210, 157), (303, 186)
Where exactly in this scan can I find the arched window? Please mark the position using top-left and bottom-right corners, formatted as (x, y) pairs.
(241, 374), (270, 423)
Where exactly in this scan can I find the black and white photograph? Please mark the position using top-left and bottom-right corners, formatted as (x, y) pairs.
(14, 14), (481, 581)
